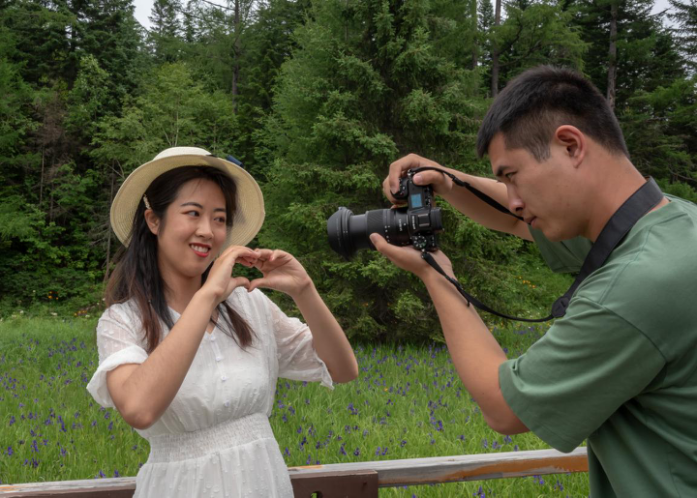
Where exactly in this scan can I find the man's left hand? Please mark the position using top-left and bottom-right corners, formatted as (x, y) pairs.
(369, 233), (455, 280)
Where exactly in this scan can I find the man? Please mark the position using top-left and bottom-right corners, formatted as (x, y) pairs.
(372, 66), (697, 497)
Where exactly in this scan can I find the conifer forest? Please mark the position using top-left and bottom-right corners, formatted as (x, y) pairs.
(1, 0), (696, 340)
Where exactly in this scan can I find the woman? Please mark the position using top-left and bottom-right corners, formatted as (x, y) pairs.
(87, 147), (358, 497)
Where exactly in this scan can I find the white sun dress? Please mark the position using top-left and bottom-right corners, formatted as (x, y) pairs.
(87, 287), (333, 498)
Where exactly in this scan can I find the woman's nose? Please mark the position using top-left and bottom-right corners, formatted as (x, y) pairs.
(196, 219), (214, 239)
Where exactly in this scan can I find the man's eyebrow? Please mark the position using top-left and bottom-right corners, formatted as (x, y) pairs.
(180, 202), (226, 212)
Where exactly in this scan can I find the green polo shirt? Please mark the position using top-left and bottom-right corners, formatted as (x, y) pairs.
(500, 196), (697, 497)
(529, 230), (591, 274)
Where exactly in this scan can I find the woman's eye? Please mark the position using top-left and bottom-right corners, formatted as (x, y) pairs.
(215, 217), (226, 224)
(186, 210), (200, 217)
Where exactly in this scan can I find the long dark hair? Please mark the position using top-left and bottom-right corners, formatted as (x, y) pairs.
(106, 166), (255, 354)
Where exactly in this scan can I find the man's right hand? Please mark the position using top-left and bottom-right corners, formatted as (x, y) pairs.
(383, 153), (454, 204)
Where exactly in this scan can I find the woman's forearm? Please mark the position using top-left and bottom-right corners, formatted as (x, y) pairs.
(291, 282), (359, 383)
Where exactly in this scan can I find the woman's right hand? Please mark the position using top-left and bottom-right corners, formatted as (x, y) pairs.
(199, 245), (259, 306)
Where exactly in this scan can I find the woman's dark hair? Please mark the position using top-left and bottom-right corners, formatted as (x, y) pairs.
(106, 166), (255, 354)
(477, 66), (629, 161)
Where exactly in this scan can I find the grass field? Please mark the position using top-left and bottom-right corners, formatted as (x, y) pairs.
(0, 314), (588, 497)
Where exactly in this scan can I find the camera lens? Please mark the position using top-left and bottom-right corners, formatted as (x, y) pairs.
(327, 207), (413, 259)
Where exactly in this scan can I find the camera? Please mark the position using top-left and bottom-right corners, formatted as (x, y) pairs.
(327, 170), (443, 259)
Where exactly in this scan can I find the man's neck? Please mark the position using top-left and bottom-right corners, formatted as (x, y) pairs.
(584, 158), (650, 242)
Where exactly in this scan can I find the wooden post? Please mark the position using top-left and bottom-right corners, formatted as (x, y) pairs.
(291, 470), (378, 497)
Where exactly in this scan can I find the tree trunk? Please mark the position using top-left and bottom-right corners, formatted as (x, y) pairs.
(606, 1), (618, 109)
(103, 167), (116, 283)
(491, 0), (502, 97)
(232, 0), (240, 114)
(39, 151), (45, 207)
(471, 0), (479, 69)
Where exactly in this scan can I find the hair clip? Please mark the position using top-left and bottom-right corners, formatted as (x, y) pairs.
(143, 195), (152, 210)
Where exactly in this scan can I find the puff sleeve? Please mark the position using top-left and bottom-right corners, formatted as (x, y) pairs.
(268, 298), (334, 390)
(86, 303), (149, 408)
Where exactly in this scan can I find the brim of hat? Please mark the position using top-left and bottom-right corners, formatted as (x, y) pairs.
(111, 154), (265, 249)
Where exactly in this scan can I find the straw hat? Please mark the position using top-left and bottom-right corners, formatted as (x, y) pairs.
(110, 147), (265, 248)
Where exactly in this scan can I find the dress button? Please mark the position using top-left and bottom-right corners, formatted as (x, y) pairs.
(221, 376), (228, 382)
(224, 401), (230, 407)
(209, 336), (216, 342)
(216, 356), (223, 362)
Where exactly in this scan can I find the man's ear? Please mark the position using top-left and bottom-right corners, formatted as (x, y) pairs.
(554, 125), (586, 167)
(144, 209), (160, 235)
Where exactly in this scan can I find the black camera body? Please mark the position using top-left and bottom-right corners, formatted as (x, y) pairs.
(327, 170), (443, 259)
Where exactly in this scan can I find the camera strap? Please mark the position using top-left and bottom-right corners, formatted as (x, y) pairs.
(412, 167), (664, 322)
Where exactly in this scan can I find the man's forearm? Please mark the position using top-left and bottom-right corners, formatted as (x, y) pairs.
(440, 170), (532, 241)
(421, 271), (528, 433)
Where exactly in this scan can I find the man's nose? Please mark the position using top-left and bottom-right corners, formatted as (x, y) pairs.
(507, 187), (524, 214)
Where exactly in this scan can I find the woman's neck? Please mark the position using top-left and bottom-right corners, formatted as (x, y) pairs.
(160, 271), (202, 314)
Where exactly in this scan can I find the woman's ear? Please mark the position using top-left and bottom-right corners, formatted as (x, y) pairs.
(144, 209), (160, 235)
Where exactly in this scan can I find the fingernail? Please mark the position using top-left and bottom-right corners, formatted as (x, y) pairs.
(414, 174), (423, 184)
(369, 234), (378, 244)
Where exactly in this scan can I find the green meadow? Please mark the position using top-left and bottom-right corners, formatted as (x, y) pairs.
(0, 314), (587, 497)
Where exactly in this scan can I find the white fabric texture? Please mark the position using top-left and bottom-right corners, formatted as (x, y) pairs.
(86, 288), (333, 498)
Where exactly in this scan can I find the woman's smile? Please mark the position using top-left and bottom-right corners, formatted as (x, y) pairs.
(190, 243), (212, 258)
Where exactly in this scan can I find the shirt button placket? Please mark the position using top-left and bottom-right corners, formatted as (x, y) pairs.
(208, 334), (228, 409)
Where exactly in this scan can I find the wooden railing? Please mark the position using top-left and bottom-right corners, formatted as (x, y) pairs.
(0, 447), (588, 497)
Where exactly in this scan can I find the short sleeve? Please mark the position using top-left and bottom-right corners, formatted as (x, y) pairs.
(86, 304), (149, 408)
(499, 297), (665, 453)
(267, 298), (333, 390)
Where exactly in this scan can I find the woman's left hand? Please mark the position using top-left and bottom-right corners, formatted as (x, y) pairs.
(247, 249), (312, 297)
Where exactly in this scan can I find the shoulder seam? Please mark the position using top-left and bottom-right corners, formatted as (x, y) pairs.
(569, 296), (667, 363)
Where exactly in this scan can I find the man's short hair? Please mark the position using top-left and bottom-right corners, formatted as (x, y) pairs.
(476, 66), (629, 161)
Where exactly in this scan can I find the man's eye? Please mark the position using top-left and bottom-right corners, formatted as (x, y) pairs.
(506, 172), (516, 180)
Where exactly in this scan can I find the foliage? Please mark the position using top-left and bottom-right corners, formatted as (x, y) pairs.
(0, 0), (696, 342)
(620, 75), (697, 182)
(257, 0), (579, 342)
(569, 0), (685, 106)
(93, 62), (240, 167)
(668, 0), (697, 70)
(493, 0), (588, 87)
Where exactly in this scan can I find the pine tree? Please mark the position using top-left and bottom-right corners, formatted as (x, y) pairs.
(669, 0), (697, 69)
(487, 0), (586, 95)
(0, 0), (74, 85)
(259, 0), (536, 341)
(68, 0), (144, 104)
(570, 0), (684, 108)
(149, 0), (183, 62)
